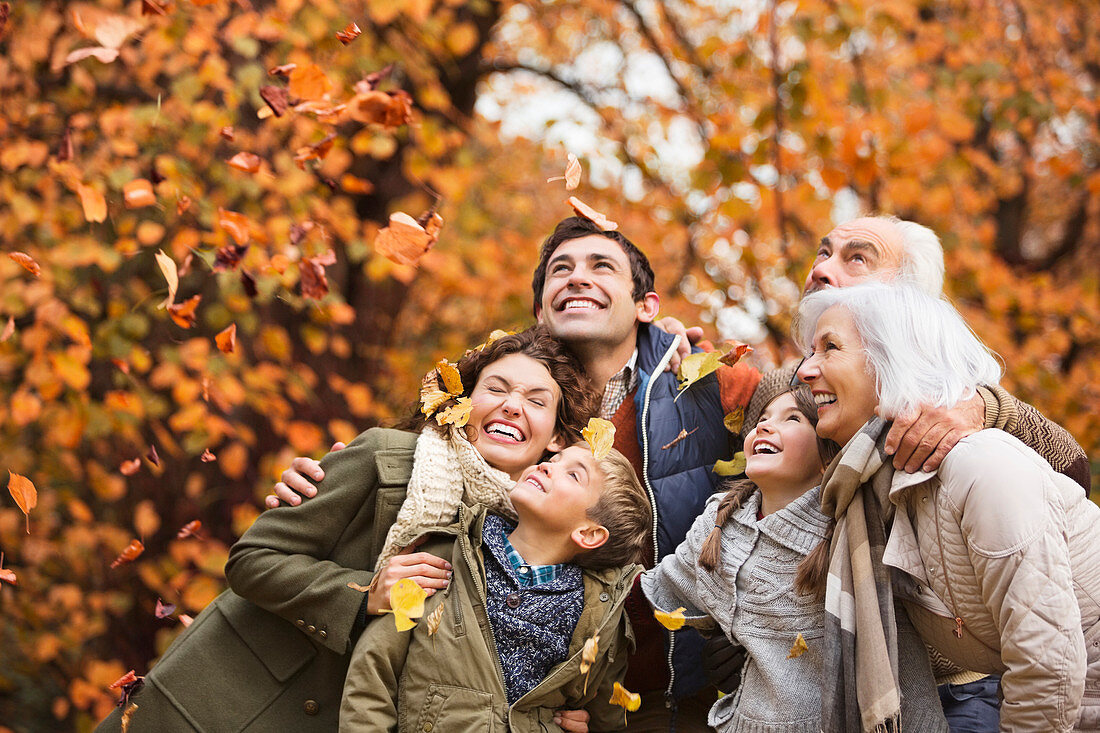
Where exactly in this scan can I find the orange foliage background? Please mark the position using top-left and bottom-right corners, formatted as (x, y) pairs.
(0, 0), (1096, 729)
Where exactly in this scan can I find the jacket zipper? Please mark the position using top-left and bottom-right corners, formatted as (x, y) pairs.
(458, 517), (510, 716)
(931, 489), (966, 639)
(639, 334), (680, 705)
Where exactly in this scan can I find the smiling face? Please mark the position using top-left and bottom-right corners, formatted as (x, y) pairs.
(743, 392), (823, 493)
(534, 235), (659, 350)
(795, 306), (879, 446)
(466, 353), (563, 480)
(803, 217), (906, 294)
(509, 445), (605, 535)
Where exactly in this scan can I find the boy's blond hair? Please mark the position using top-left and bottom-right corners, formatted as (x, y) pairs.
(573, 446), (651, 570)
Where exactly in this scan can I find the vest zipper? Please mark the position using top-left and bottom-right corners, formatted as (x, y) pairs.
(931, 490), (966, 639)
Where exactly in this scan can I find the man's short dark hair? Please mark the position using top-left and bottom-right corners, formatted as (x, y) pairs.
(531, 217), (656, 316)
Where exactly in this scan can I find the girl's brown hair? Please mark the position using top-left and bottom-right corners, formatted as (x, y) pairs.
(697, 385), (837, 595)
(396, 325), (599, 445)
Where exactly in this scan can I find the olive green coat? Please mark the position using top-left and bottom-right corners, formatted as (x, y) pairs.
(96, 428), (419, 733)
(341, 504), (641, 732)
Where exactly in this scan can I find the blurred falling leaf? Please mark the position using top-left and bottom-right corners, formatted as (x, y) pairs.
(723, 407), (745, 435)
(381, 578), (427, 631)
(167, 294), (201, 328)
(145, 444), (160, 467)
(288, 63), (333, 101)
(176, 520), (202, 539)
(213, 243), (249, 272)
(200, 448), (217, 462)
(336, 21), (361, 45)
(176, 195), (192, 214)
(154, 599), (175, 618)
(718, 342), (753, 367)
(0, 552), (16, 586)
(374, 211), (441, 266)
(788, 632), (809, 658)
(7, 471), (37, 533)
(154, 249), (178, 309)
(300, 249), (337, 299)
(349, 90), (413, 129)
(123, 179), (156, 209)
(259, 85), (289, 117)
(219, 126), (234, 140)
(78, 184), (108, 223)
(654, 606), (686, 631)
(110, 539), (145, 568)
(568, 196), (617, 231)
(547, 153), (582, 190)
(294, 134), (335, 170)
(8, 252), (41, 277)
(582, 418), (615, 460)
(1, 316), (13, 342)
(227, 152), (262, 174)
(677, 342), (749, 399)
(609, 681), (641, 712)
(580, 632), (599, 692)
(141, 0), (167, 16)
(218, 208), (251, 246)
(435, 397), (471, 427)
(65, 13), (143, 65)
(713, 453), (747, 476)
(215, 323), (236, 353)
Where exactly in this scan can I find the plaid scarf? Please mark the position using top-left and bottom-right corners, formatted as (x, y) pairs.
(820, 417), (901, 733)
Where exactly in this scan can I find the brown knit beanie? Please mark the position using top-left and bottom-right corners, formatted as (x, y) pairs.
(741, 364), (800, 440)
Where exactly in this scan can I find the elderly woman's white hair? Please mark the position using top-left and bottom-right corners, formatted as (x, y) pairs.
(793, 281), (1002, 417)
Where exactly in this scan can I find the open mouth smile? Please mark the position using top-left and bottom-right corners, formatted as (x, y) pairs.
(556, 296), (604, 312)
(752, 439), (780, 455)
(485, 420), (525, 443)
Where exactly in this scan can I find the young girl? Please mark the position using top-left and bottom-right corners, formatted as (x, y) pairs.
(641, 372), (834, 732)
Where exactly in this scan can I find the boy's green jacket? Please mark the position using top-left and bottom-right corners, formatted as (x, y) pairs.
(341, 503), (642, 732)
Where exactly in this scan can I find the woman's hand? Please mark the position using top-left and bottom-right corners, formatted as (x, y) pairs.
(367, 540), (453, 615)
(553, 708), (590, 732)
(264, 442), (346, 508)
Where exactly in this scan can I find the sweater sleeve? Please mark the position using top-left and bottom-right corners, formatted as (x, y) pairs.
(639, 499), (721, 629)
(978, 384), (1090, 492)
(224, 429), (392, 655)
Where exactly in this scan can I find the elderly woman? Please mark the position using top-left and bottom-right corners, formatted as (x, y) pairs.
(792, 281), (1100, 732)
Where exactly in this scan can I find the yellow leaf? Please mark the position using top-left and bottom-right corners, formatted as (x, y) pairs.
(654, 606), (686, 631)
(580, 633), (599, 675)
(723, 407), (745, 434)
(435, 397), (472, 428)
(608, 681), (641, 712)
(582, 417), (615, 460)
(787, 632), (808, 659)
(78, 183), (107, 223)
(425, 602), (444, 636)
(437, 359), (463, 395)
(677, 351), (723, 394)
(154, 249), (178, 309)
(713, 452), (747, 476)
(381, 578), (427, 632)
(7, 471), (38, 534)
(123, 179), (157, 209)
(420, 385), (451, 416)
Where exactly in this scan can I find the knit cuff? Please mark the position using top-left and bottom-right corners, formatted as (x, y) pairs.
(354, 592), (371, 631)
(976, 384), (1015, 431)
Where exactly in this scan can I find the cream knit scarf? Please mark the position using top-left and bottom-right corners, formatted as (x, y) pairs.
(375, 425), (516, 571)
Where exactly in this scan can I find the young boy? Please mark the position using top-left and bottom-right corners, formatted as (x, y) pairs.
(339, 445), (650, 732)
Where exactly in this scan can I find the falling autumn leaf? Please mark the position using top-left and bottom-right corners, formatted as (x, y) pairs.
(580, 633), (599, 693)
(218, 208), (251, 246)
(425, 602), (444, 637)
(200, 448), (216, 462)
(141, 0), (167, 16)
(176, 520), (202, 539)
(381, 578), (428, 631)
(167, 294), (201, 328)
(374, 211), (442, 266)
(582, 418), (615, 460)
(348, 90), (413, 129)
(227, 152), (262, 174)
(176, 195), (192, 215)
(435, 397), (472, 427)
(123, 179), (156, 209)
(7, 471), (37, 534)
(57, 126), (74, 161)
(0, 552), (16, 586)
(677, 342), (748, 399)
(215, 323), (236, 354)
(65, 13), (143, 65)
(299, 249), (337, 299)
(213, 243), (249, 272)
(259, 85), (289, 117)
(609, 681), (641, 712)
(110, 539), (145, 568)
(154, 249), (178, 309)
(294, 134), (336, 170)
(568, 196), (617, 231)
(288, 63), (333, 101)
(78, 184), (108, 223)
(723, 407), (745, 435)
(712, 452), (747, 477)
(661, 427), (699, 450)
(1, 316), (13, 342)
(547, 153), (582, 190)
(654, 606), (687, 631)
(788, 632), (809, 658)
(8, 252), (41, 277)
(119, 458), (141, 476)
(219, 126), (234, 140)
(154, 599), (176, 618)
(145, 444), (160, 467)
(718, 342), (753, 367)
(336, 21), (361, 45)
(109, 670), (140, 691)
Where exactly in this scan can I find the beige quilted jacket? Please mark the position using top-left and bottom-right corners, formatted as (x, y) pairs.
(882, 429), (1100, 732)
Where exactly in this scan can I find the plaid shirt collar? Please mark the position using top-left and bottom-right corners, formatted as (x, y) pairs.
(599, 348), (639, 419)
(502, 531), (568, 588)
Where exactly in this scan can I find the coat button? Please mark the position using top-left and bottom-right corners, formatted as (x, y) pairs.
(296, 619), (305, 627)
(319, 629), (327, 639)
(307, 625), (316, 634)
(303, 700), (319, 715)
(506, 593), (521, 609)
(599, 592), (610, 602)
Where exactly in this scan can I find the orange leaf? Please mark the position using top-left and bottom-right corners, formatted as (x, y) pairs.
(8, 252), (40, 277)
(142, 0), (167, 16)
(167, 294), (201, 328)
(123, 179), (157, 209)
(200, 448), (216, 462)
(348, 90), (413, 129)
(336, 21), (361, 45)
(219, 126), (235, 140)
(293, 134), (335, 170)
(176, 520), (202, 539)
(109, 670), (139, 691)
(227, 152), (262, 174)
(218, 208), (251, 246)
(288, 63), (333, 101)
(215, 323), (236, 353)
(259, 85), (289, 117)
(547, 153), (582, 190)
(0, 552), (16, 586)
(340, 174), (374, 195)
(110, 539), (145, 568)
(568, 196), (617, 231)
(718, 342), (752, 367)
(176, 195), (192, 214)
(7, 471), (37, 534)
(1, 316), (13, 342)
(119, 458), (141, 476)
(300, 249), (337, 299)
(78, 184), (107, 222)
(374, 211), (441, 266)
(269, 63), (296, 77)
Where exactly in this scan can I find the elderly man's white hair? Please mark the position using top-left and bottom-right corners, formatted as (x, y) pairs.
(794, 281), (1002, 418)
(876, 215), (945, 296)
